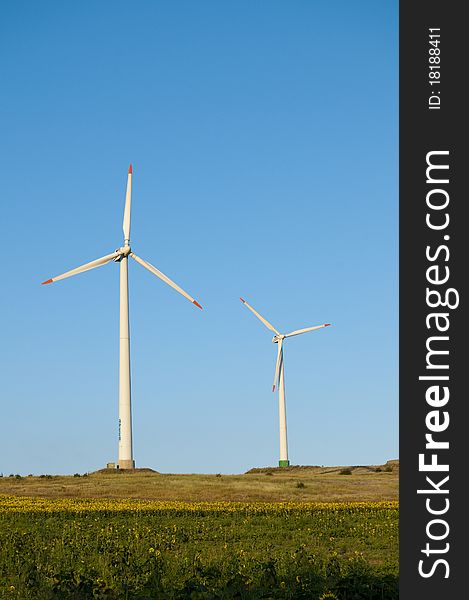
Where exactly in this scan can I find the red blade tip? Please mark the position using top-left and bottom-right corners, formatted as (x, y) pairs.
(128, 164), (133, 174)
(42, 279), (53, 285)
(272, 385), (276, 392)
(193, 300), (203, 310)
(240, 297), (245, 303)
(324, 323), (331, 327)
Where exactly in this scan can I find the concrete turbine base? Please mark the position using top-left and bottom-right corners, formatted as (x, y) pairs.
(118, 460), (136, 470)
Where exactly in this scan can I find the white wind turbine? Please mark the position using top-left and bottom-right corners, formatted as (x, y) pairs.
(240, 297), (330, 467)
(42, 165), (202, 469)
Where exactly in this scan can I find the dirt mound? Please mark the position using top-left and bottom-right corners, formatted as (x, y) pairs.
(92, 467), (160, 475)
(246, 465), (323, 474)
(246, 460), (399, 475)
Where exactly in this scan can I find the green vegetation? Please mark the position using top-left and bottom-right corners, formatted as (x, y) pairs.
(0, 464), (399, 597)
(0, 498), (398, 599)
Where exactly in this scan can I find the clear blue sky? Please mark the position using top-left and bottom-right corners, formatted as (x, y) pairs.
(0, 1), (397, 475)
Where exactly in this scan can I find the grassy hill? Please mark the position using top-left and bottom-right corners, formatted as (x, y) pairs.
(0, 460), (398, 502)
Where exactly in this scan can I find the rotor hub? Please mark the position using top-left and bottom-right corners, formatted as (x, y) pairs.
(114, 246), (131, 260)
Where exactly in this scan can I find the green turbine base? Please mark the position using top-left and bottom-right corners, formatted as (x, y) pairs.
(278, 460), (290, 467)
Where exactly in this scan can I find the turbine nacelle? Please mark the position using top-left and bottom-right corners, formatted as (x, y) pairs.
(114, 246), (132, 260)
(272, 334), (285, 344)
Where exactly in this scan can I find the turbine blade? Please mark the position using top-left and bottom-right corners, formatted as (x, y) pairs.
(122, 164), (132, 243)
(41, 250), (121, 284)
(130, 253), (203, 309)
(272, 339), (283, 392)
(239, 297), (280, 334)
(284, 323), (331, 338)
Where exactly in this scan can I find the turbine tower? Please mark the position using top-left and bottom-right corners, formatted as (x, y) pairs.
(240, 297), (330, 467)
(42, 165), (202, 469)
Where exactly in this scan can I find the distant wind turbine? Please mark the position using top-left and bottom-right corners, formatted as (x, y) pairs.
(42, 165), (202, 469)
(240, 297), (330, 467)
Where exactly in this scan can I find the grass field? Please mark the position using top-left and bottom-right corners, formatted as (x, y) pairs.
(0, 464), (398, 599)
(0, 497), (398, 599)
(0, 462), (398, 503)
